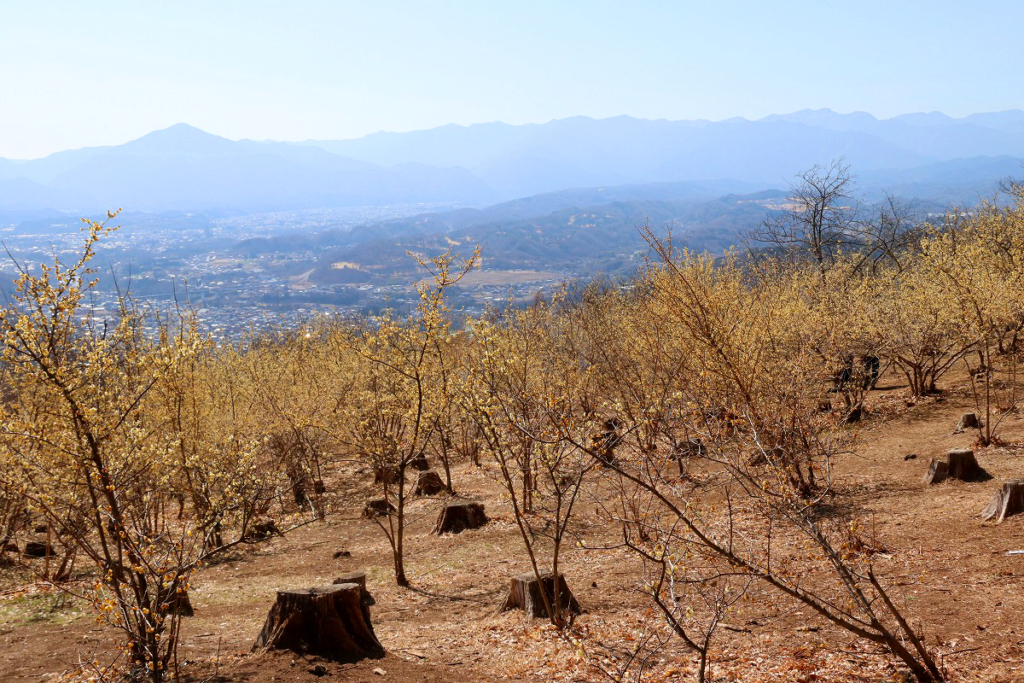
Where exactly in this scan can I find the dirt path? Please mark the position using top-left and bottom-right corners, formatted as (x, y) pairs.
(2, 378), (1024, 681)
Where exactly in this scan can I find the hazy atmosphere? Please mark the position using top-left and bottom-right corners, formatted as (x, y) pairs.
(3, 1), (1023, 158)
(2, 3), (1024, 683)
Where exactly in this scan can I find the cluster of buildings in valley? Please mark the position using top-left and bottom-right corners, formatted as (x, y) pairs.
(0, 208), (570, 341)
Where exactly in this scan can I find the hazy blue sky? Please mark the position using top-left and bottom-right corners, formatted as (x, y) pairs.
(2, 0), (1022, 158)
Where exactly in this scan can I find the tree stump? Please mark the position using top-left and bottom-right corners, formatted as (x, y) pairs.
(175, 591), (194, 617)
(947, 448), (986, 481)
(373, 466), (397, 485)
(333, 570), (375, 605)
(246, 519), (281, 541)
(498, 571), (581, 619)
(363, 498), (395, 519)
(590, 418), (622, 466)
(748, 446), (784, 467)
(159, 588), (194, 617)
(981, 480), (1024, 523)
(413, 470), (446, 496)
(924, 448), (988, 484)
(409, 451), (430, 471)
(923, 458), (949, 484)
(22, 540), (52, 558)
(252, 584), (384, 661)
(955, 412), (982, 433)
(433, 501), (487, 534)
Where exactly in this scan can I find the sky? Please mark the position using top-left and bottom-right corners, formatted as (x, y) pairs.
(1, 0), (1023, 159)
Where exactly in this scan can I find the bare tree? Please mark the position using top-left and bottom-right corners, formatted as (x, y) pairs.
(753, 159), (857, 275)
(854, 192), (922, 274)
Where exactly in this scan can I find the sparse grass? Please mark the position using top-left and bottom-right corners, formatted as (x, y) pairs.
(0, 588), (89, 632)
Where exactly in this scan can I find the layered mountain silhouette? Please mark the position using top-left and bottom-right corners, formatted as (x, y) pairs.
(2, 110), (1023, 215)
(0, 124), (495, 213)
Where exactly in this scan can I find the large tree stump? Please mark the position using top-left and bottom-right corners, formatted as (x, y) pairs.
(433, 501), (487, 534)
(924, 448), (988, 484)
(22, 540), (52, 558)
(252, 584), (384, 661)
(413, 470), (446, 496)
(498, 571), (581, 619)
(333, 570), (375, 606)
(981, 480), (1024, 523)
(947, 448), (986, 481)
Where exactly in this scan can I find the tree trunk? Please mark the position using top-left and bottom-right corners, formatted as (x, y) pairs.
(252, 584), (384, 661)
(981, 480), (1024, 523)
(498, 571), (581, 619)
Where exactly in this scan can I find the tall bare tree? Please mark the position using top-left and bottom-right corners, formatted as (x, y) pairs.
(753, 159), (857, 275)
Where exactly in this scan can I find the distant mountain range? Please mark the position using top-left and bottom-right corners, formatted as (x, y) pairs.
(2, 109), (1023, 216)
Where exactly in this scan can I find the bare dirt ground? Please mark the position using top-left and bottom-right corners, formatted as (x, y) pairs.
(2, 371), (1024, 683)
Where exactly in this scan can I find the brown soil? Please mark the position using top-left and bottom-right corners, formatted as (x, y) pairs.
(3, 373), (1024, 682)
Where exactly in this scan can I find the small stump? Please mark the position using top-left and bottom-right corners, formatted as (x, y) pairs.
(409, 451), (430, 471)
(373, 466), (397, 485)
(159, 588), (194, 617)
(174, 591), (194, 617)
(363, 498), (395, 519)
(748, 446), (784, 467)
(955, 412), (982, 433)
(433, 501), (487, 534)
(413, 470), (446, 496)
(499, 571), (581, 619)
(246, 519), (281, 541)
(253, 584), (384, 661)
(923, 458), (948, 484)
(924, 448), (988, 484)
(981, 480), (1024, 523)
(333, 570), (375, 606)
